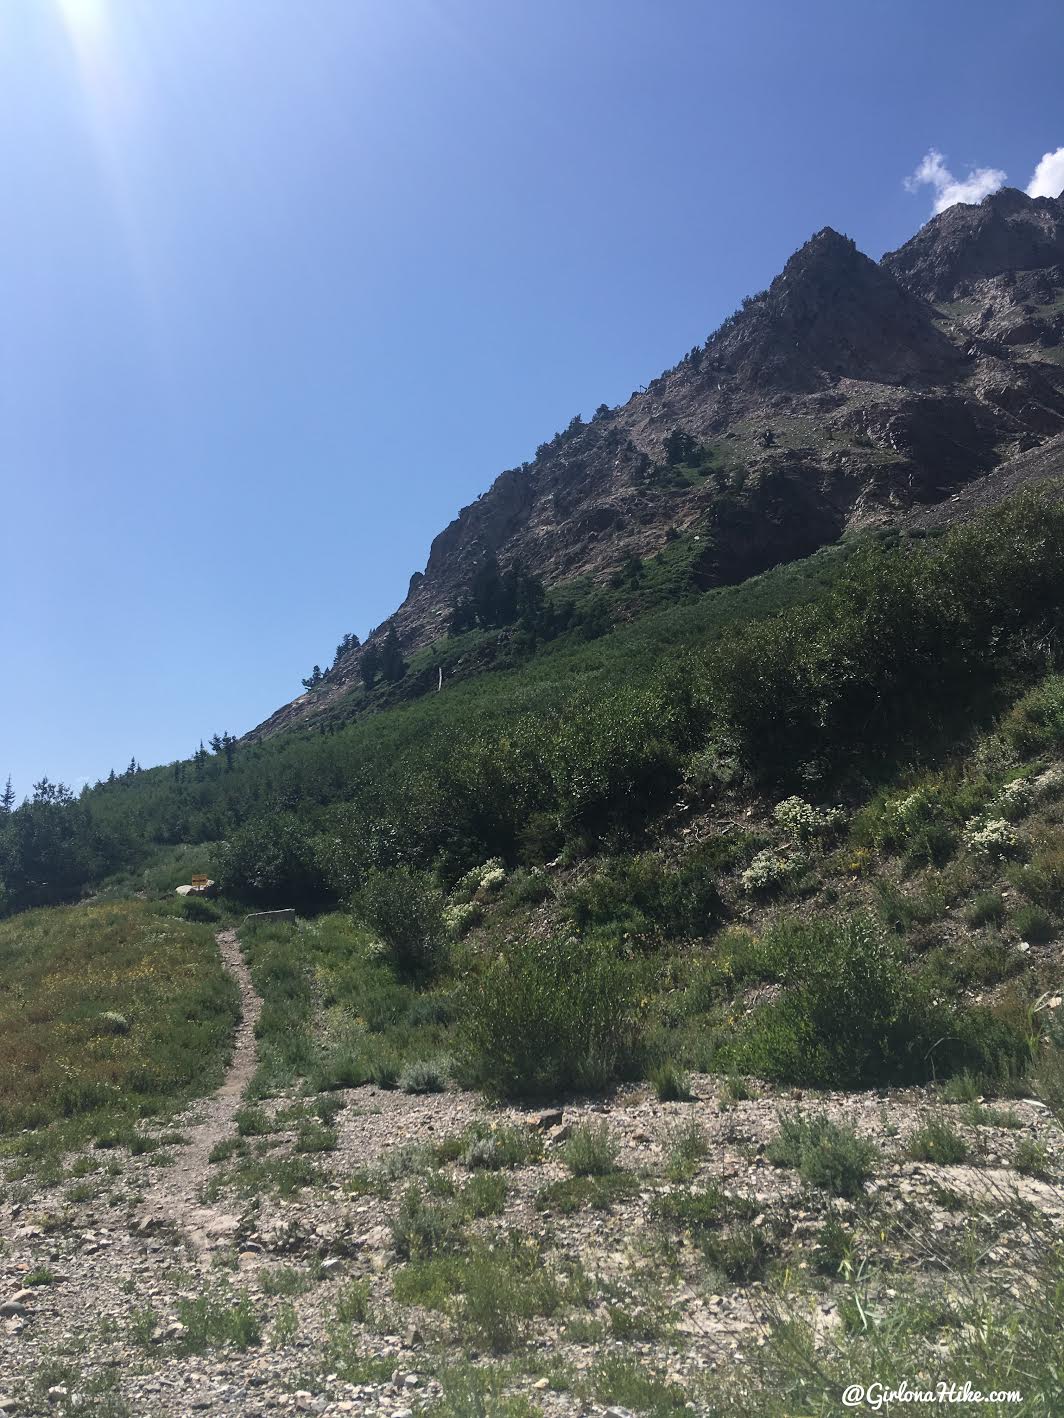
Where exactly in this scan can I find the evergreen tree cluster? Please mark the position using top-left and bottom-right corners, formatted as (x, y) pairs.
(360, 626), (406, 690)
(449, 554), (547, 635)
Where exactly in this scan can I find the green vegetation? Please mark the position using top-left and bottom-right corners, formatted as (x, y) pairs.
(559, 1122), (621, 1176)
(704, 1229), (1064, 1415)
(457, 935), (644, 1098)
(535, 1170), (638, 1214)
(238, 912), (457, 1099)
(0, 899), (238, 1134)
(726, 915), (1025, 1088)
(7, 488), (1064, 923)
(393, 1233), (584, 1353)
(650, 1060), (693, 1101)
(766, 1113), (878, 1197)
(906, 1116), (970, 1165)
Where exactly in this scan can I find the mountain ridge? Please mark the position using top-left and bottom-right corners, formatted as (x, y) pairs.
(248, 186), (1064, 741)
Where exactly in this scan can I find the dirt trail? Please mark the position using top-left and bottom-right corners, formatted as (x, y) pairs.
(136, 927), (262, 1259)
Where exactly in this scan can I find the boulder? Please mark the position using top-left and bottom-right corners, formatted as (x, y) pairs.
(175, 879), (218, 898)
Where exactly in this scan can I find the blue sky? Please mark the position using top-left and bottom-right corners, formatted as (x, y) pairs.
(2, 0), (1063, 798)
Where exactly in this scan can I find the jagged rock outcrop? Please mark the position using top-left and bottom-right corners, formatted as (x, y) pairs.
(711, 229), (961, 391)
(883, 187), (1064, 301)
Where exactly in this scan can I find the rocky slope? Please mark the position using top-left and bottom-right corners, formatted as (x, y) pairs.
(251, 188), (1064, 741)
(5, 1061), (1062, 1417)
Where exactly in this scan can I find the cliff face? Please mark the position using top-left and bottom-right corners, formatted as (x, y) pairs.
(249, 188), (1064, 741)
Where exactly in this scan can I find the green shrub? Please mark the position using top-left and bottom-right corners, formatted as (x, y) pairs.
(1012, 903), (1055, 943)
(1012, 840), (1064, 911)
(333, 1277), (371, 1323)
(720, 1074), (755, 1103)
(457, 936), (644, 1098)
(732, 916), (913, 1085)
(1002, 676), (1064, 755)
(699, 1223), (778, 1283)
(855, 787), (960, 868)
(966, 892), (1006, 927)
(666, 1120), (710, 1181)
(389, 1184), (463, 1260)
(436, 1121), (540, 1171)
(398, 1057), (450, 1093)
(1033, 1010), (1064, 1124)
(174, 1289), (262, 1353)
(941, 1071), (982, 1103)
(456, 1173), (508, 1218)
(876, 878), (947, 932)
(652, 1185), (771, 1279)
(731, 915), (1028, 1088)
(653, 1184), (747, 1234)
(766, 1113), (877, 1197)
(353, 866), (445, 975)
(707, 493), (1064, 784)
(588, 1355), (688, 1414)
(906, 1117), (969, 1164)
(393, 1237), (571, 1354)
(535, 1171), (638, 1213)
(561, 1122), (620, 1177)
(293, 1121), (337, 1153)
(650, 1060), (693, 1102)
(216, 814), (326, 906)
(234, 1105), (274, 1137)
(564, 844), (728, 945)
(1013, 1138), (1052, 1178)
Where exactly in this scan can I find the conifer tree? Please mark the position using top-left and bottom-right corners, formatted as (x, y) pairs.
(379, 627), (406, 683)
(360, 644), (382, 689)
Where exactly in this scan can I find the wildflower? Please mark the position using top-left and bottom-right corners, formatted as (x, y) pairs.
(963, 817), (1019, 860)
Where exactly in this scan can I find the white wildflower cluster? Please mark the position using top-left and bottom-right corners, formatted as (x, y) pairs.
(443, 901), (481, 938)
(772, 796), (843, 841)
(741, 850), (790, 894)
(886, 789), (936, 833)
(963, 817), (1020, 860)
(453, 857), (507, 902)
(993, 777), (1034, 821)
(1036, 764), (1064, 800)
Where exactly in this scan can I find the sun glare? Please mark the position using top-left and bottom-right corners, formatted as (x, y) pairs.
(55, 0), (110, 44)
(49, 0), (166, 339)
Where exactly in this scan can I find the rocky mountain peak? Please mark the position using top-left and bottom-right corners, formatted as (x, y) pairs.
(709, 225), (958, 391)
(884, 187), (1064, 301)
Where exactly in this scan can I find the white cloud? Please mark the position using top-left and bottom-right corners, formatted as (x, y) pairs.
(904, 148), (1007, 214)
(1026, 146), (1064, 199)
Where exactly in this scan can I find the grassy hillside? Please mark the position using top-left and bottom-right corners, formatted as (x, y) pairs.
(0, 899), (239, 1139)
(4, 484), (1060, 922)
